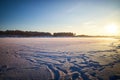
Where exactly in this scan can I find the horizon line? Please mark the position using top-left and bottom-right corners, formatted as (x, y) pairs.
(0, 29), (119, 37)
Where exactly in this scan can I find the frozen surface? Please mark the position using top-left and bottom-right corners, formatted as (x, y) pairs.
(0, 38), (120, 80)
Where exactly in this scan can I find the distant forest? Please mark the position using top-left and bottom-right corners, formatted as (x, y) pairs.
(0, 30), (75, 37)
(0, 30), (115, 37)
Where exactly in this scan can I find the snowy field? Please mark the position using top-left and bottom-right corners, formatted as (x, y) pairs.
(0, 37), (120, 80)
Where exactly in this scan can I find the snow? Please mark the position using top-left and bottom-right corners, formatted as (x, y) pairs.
(0, 37), (120, 80)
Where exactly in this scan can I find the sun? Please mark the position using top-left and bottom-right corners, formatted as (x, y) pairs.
(105, 24), (118, 35)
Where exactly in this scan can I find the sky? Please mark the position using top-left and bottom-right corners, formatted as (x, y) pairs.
(0, 0), (120, 36)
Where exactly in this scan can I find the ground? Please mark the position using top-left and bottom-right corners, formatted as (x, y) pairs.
(0, 38), (120, 80)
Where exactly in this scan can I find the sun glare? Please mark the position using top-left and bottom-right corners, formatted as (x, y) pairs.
(105, 24), (118, 35)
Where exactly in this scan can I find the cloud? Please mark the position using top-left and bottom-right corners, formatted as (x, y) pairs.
(65, 3), (80, 14)
(83, 21), (95, 25)
(65, 26), (73, 28)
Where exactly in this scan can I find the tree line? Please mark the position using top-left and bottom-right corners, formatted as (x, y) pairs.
(0, 30), (75, 37)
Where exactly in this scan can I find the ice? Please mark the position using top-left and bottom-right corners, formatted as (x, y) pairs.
(0, 37), (120, 80)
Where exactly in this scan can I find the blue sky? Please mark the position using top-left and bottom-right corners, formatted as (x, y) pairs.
(0, 0), (120, 35)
